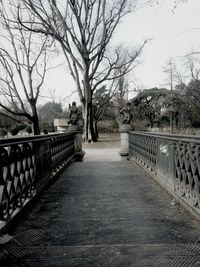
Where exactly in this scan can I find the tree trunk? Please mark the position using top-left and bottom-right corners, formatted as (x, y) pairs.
(94, 120), (99, 139)
(170, 110), (173, 133)
(81, 70), (97, 142)
(82, 101), (97, 142)
(31, 104), (40, 135)
(83, 102), (89, 142)
(32, 116), (40, 135)
(150, 119), (154, 128)
(88, 102), (97, 142)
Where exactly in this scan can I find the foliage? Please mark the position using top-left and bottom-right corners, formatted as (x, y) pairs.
(9, 123), (33, 136)
(25, 125), (32, 134)
(40, 122), (55, 133)
(10, 124), (26, 136)
(38, 102), (63, 124)
(183, 79), (200, 127)
(97, 120), (119, 133)
(112, 75), (128, 126)
(0, 128), (8, 138)
(0, 111), (18, 128)
(93, 85), (118, 137)
(93, 86), (114, 121)
(38, 101), (72, 133)
(131, 78), (200, 130)
(132, 88), (168, 128)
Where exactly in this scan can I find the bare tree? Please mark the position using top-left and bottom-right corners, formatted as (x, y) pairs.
(163, 53), (200, 130)
(20, 0), (147, 141)
(163, 58), (177, 133)
(0, 1), (49, 135)
(184, 52), (200, 81)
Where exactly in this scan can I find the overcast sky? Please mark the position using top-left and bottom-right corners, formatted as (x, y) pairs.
(42, 0), (200, 106)
(118, 0), (200, 91)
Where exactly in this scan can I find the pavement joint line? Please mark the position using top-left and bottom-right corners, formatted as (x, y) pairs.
(6, 243), (200, 248)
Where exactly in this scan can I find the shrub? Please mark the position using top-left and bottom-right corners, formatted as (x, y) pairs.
(97, 120), (119, 133)
(0, 128), (8, 138)
(25, 125), (32, 134)
(10, 124), (26, 135)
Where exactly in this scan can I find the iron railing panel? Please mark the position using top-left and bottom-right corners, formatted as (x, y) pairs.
(129, 131), (200, 214)
(0, 133), (75, 223)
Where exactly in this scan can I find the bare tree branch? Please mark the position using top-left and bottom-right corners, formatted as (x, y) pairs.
(20, 0), (147, 141)
(0, 1), (51, 134)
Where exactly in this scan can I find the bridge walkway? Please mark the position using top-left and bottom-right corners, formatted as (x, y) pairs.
(1, 134), (200, 266)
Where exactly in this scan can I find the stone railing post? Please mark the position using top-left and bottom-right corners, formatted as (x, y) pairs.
(119, 124), (133, 160)
(67, 125), (85, 161)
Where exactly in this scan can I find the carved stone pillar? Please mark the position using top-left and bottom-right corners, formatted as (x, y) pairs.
(119, 124), (133, 160)
(67, 125), (85, 161)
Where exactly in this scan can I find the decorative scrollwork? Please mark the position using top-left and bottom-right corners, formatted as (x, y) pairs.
(50, 134), (75, 177)
(129, 132), (200, 213)
(0, 142), (36, 221)
(129, 133), (157, 174)
(0, 133), (76, 224)
(174, 142), (200, 207)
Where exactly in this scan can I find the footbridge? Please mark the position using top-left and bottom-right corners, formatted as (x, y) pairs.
(0, 132), (200, 266)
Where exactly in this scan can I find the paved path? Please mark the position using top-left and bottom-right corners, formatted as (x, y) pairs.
(1, 135), (200, 266)
(83, 133), (121, 161)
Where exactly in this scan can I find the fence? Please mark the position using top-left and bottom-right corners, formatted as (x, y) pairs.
(0, 133), (76, 225)
(129, 131), (200, 216)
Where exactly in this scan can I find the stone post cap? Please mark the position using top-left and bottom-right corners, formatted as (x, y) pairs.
(119, 124), (133, 133)
(67, 124), (83, 133)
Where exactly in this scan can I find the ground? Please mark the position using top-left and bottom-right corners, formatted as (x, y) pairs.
(1, 133), (200, 266)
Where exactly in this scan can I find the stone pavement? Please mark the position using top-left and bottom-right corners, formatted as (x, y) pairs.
(1, 135), (200, 266)
(83, 133), (121, 161)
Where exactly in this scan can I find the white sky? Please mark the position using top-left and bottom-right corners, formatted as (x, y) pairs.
(42, 0), (200, 106)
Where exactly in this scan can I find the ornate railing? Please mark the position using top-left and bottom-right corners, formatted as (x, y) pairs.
(50, 134), (75, 177)
(129, 133), (157, 174)
(129, 131), (200, 215)
(174, 141), (200, 207)
(0, 133), (76, 224)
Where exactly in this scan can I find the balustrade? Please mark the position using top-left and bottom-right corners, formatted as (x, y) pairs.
(0, 133), (76, 224)
(129, 132), (200, 215)
(174, 141), (200, 207)
(50, 134), (75, 176)
(129, 132), (157, 174)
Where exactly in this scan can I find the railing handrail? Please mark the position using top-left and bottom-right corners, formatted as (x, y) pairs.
(0, 132), (74, 147)
(130, 131), (200, 144)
